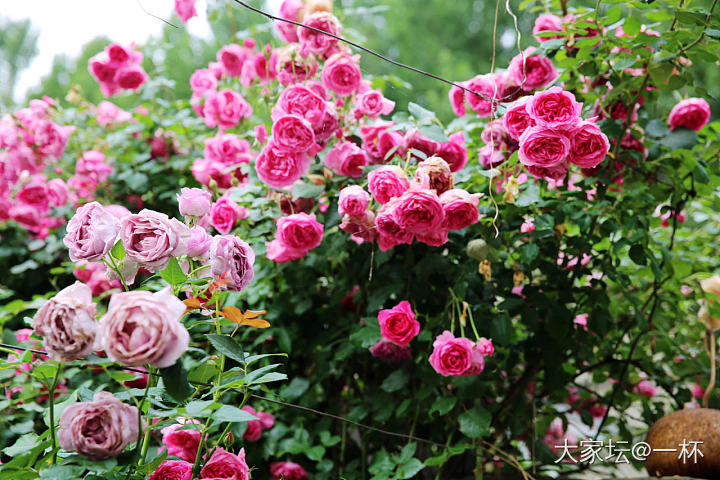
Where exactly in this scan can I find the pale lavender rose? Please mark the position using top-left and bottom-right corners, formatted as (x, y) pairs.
(186, 226), (212, 258)
(208, 235), (255, 291)
(338, 185), (370, 217)
(119, 209), (190, 271)
(58, 391), (139, 460)
(177, 187), (212, 217)
(32, 281), (97, 361)
(63, 202), (119, 262)
(98, 287), (189, 368)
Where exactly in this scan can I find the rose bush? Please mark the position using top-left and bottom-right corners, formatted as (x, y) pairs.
(1, 0), (720, 479)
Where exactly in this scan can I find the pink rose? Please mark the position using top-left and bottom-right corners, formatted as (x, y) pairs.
(634, 380), (657, 397)
(476, 338), (495, 356)
(323, 141), (368, 177)
(503, 98), (535, 139)
(429, 331), (485, 377)
(99, 288), (188, 368)
(116, 65), (148, 90)
(449, 83), (467, 117)
(378, 300), (419, 347)
(161, 421), (201, 462)
(105, 204), (131, 219)
(205, 133), (252, 164)
(368, 165), (410, 204)
(76, 150), (113, 183)
(217, 44), (253, 77)
(360, 121), (406, 163)
(526, 162), (568, 180)
(270, 462), (308, 480)
(338, 185), (370, 217)
(241, 406), (274, 442)
(277, 0), (304, 42)
(119, 209), (190, 270)
(190, 68), (217, 98)
(526, 87), (582, 127)
(436, 132), (468, 172)
(340, 211), (377, 244)
(73, 261), (121, 296)
(275, 45), (318, 85)
(63, 202), (119, 262)
(177, 187), (212, 217)
(393, 188), (444, 235)
(375, 200), (413, 250)
(149, 460), (192, 480)
(465, 73), (508, 117)
(254, 124), (268, 144)
(368, 340), (412, 363)
(298, 12), (342, 57)
(415, 156), (454, 194)
(200, 448), (250, 480)
(32, 281), (97, 361)
(255, 142), (311, 188)
(574, 313), (589, 331)
(272, 114), (316, 153)
(507, 48), (558, 91)
(668, 97), (711, 131)
(187, 225), (212, 258)
(533, 14), (563, 42)
(355, 89), (395, 118)
(175, 0), (198, 23)
(276, 213), (324, 253)
(96, 101), (131, 127)
(440, 188), (481, 230)
(204, 89), (252, 130)
(518, 126), (570, 167)
(321, 54), (362, 96)
(209, 235), (255, 291)
(405, 128), (439, 160)
(16, 181), (50, 214)
(58, 392), (139, 460)
(568, 121), (610, 168)
(210, 196), (247, 234)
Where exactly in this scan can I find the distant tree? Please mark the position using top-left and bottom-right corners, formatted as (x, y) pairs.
(0, 16), (39, 109)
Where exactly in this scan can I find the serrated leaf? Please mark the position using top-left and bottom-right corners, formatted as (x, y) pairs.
(3, 433), (39, 457)
(430, 397), (457, 416)
(214, 405), (258, 423)
(207, 334), (246, 364)
(380, 369), (408, 392)
(418, 124), (449, 142)
(407, 102), (435, 123)
(521, 242), (539, 264)
(159, 257), (187, 286)
(110, 240), (126, 261)
(458, 406), (491, 438)
(292, 183), (324, 200)
(659, 128), (698, 150)
(160, 360), (194, 402)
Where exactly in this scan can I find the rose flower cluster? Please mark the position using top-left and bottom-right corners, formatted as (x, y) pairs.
(89, 42), (148, 97)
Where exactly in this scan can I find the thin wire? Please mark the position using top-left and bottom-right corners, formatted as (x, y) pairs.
(137, 0), (179, 28)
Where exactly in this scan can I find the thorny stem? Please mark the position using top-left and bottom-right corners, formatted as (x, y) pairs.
(138, 366), (156, 466)
(48, 362), (63, 463)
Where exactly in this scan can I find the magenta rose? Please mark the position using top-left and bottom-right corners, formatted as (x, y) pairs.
(527, 87), (582, 127)
(273, 85), (326, 126)
(175, 0), (198, 23)
(119, 209), (190, 270)
(526, 162), (569, 181)
(340, 211), (377, 244)
(200, 448), (250, 480)
(428, 331), (485, 377)
(464, 73), (508, 117)
(161, 422), (201, 462)
(149, 460), (193, 480)
(116, 65), (148, 90)
(205, 134), (252, 164)
(204, 89), (252, 130)
(405, 128), (440, 159)
(45, 178), (69, 207)
(416, 228), (449, 247)
(378, 300), (419, 347)
(355, 89), (395, 118)
(507, 48), (558, 91)
(449, 83), (467, 117)
(476, 338), (495, 356)
(338, 185), (370, 217)
(99, 287), (189, 368)
(440, 189), (481, 231)
(32, 281), (97, 362)
(368, 165), (410, 204)
(415, 156), (454, 194)
(568, 121), (610, 168)
(276, 213), (324, 254)
(323, 141), (368, 177)
(270, 461), (308, 480)
(272, 114), (316, 153)
(210, 197), (246, 234)
(63, 202), (119, 262)
(255, 141), (311, 189)
(503, 98), (535, 139)
(241, 406), (274, 442)
(190, 68), (217, 98)
(368, 340), (412, 363)
(58, 392), (139, 460)
(518, 126), (570, 167)
(16, 181), (50, 214)
(392, 188), (444, 235)
(321, 53), (362, 96)
(177, 187), (212, 217)
(96, 101), (131, 127)
(275, 45), (319, 85)
(533, 14), (563, 42)
(436, 132), (468, 172)
(277, 0), (303, 42)
(298, 12), (342, 57)
(209, 235), (255, 291)
(217, 43), (253, 77)
(375, 200), (414, 250)
(668, 97), (711, 131)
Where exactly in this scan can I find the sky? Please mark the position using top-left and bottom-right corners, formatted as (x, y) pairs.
(2, 0), (212, 101)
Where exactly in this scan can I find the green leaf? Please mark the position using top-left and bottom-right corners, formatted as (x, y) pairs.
(292, 183), (324, 200)
(515, 183), (540, 207)
(281, 377), (310, 400)
(110, 240), (126, 261)
(693, 163), (710, 184)
(159, 257), (187, 286)
(675, 9), (707, 25)
(188, 362), (219, 384)
(160, 360), (194, 402)
(458, 405), (491, 438)
(397, 458), (425, 479)
(407, 102), (435, 123)
(185, 400), (215, 417)
(207, 334), (246, 364)
(214, 405), (258, 423)
(648, 62), (674, 85)
(349, 326), (381, 348)
(659, 128), (698, 150)
(418, 124), (449, 142)
(250, 372), (287, 384)
(430, 397), (457, 416)
(3, 433), (39, 457)
(381, 369), (409, 392)
(628, 244), (647, 266)
(521, 242), (539, 264)
(645, 119), (669, 138)
(623, 17), (641, 36)
(39, 466), (85, 480)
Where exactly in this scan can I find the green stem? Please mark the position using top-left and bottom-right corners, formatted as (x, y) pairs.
(49, 363), (64, 464)
(137, 366), (156, 466)
(103, 257), (129, 291)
